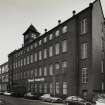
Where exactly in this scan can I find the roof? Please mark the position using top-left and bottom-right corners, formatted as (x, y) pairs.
(23, 24), (40, 35)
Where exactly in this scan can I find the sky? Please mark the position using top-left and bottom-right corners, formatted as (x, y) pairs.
(0, 0), (105, 64)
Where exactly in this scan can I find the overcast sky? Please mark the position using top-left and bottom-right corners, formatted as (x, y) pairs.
(0, 0), (105, 64)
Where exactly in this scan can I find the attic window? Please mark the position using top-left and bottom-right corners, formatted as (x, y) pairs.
(55, 30), (60, 37)
(62, 26), (68, 33)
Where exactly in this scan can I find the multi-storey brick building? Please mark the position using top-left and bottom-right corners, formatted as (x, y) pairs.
(8, 0), (105, 99)
(0, 62), (8, 92)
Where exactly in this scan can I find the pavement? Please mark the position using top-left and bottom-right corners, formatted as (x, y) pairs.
(0, 95), (65, 105)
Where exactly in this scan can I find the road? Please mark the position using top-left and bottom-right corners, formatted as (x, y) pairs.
(0, 95), (65, 105)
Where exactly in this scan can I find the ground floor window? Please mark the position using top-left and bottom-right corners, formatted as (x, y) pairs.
(63, 82), (67, 95)
(50, 83), (53, 94)
(56, 82), (59, 94)
(39, 84), (42, 93)
(35, 84), (37, 93)
(44, 83), (47, 93)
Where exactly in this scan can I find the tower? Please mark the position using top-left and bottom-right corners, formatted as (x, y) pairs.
(23, 24), (40, 46)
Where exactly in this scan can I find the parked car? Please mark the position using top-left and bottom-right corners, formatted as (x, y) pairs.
(40, 94), (52, 102)
(65, 96), (92, 105)
(24, 92), (42, 100)
(3, 91), (12, 96)
(94, 94), (105, 105)
(50, 97), (63, 103)
(65, 96), (84, 102)
(24, 92), (34, 99)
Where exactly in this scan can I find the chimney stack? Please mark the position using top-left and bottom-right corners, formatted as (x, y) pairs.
(72, 10), (76, 16)
(58, 20), (61, 25)
(45, 29), (47, 33)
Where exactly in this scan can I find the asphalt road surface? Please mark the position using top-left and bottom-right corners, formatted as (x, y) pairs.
(0, 95), (65, 105)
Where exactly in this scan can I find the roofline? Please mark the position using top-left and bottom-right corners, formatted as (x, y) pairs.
(0, 61), (8, 67)
(8, 4), (93, 56)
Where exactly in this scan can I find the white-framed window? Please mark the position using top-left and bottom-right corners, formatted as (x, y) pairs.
(27, 71), (30, 78)
(44, 37), (47, 43)
(81, 68), (88, 84)
(62, 61), (67, 72)
(102, 82), (104, 91)
(80, 18), (87, 34)
(21, 50), (23, 55)
(56, 82), (59, 94)
(35, 84), (37, 92)
(20, 72), (22, 80)
(62, 26), (68, 33)
(44, 83), (47, 93)
(101, 37), (104, 51)
(16, 62), (17, 68)
(20, 59), (23, 67)
(34, 42), (37, 48)
(49, 46), (53, 57)
(34, 53), (37, 62)
(62, 40), (67, 52)
(55, 30), (60, 37)
(35, 69), (37, 77)
(101, 60), (104, 73)
(55, 43), (60, 55)
(50, 83), (53, 93)
(31, 70), (33, 78)
(63, 82), (67, 95)
(27, 56), (30, 64)
(49, 34), (53, 40)
(27, 46), (29, 52)
(44, 66), (47, 76)
(39, 84), (42, 93)
(55, 63), (60, 74)
(30, 54), (33, 63)
(44, 49), (47, 59)
(13, 62), (15, 69)
(30, 44), (33, 50)
(80, 43), (88, 59)
(18, 60), (20, 68)
(39, 51), (42, 60)
(49, 65), (53, 75)
(39, 40), (42, 45)
(39, 67), (42, 76)
(24, 58), (26, 66)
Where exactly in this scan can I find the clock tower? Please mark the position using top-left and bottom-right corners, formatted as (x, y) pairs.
(23, 24), (40, 46)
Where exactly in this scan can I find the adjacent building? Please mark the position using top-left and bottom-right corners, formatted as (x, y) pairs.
(8, 0), (105, 99)
(0, 62), (8, 92)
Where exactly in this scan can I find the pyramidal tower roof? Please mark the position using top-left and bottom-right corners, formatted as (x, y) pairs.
(23, 24), (40, 35)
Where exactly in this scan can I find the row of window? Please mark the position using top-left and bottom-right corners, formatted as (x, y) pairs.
(28, 82), (68, 95)
(15, 26), (68, 58)
(13, 40), (67, 69)
(13, 61), (68, 80)
(16, 18), (87, 58)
